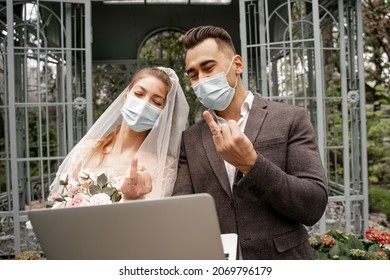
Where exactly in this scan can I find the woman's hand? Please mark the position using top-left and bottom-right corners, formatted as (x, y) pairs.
(121, 157), (152, 200)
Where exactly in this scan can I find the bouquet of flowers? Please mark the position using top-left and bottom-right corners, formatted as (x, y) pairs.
(47, 169), (122, 208)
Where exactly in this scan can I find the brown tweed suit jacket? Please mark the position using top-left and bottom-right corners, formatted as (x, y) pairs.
(172, 94), (328, 260)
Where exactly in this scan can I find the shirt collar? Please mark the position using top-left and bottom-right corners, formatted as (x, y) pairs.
(211, 91), (254, 124)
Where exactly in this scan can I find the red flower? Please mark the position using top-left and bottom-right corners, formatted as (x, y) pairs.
(375, 251), (388, 260)
(321, 234), (336, 246)
(366, 229), (390, 245)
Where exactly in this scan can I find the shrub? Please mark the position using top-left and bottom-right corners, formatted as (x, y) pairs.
(14, 250), (42, 260)
(369, 187), (390, 218)
(309, 229), (390, 260)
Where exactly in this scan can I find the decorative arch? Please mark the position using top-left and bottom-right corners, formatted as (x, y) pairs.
(137, 27), (186, 60)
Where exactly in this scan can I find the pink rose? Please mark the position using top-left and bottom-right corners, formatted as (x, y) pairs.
(90, 193), (112, 205)
(66, 178), (80, 195)
(66, 193), (90, 207)
(48, 193), (60, 202)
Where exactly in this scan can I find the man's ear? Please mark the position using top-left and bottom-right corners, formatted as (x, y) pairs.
(234, 55), (244, 75)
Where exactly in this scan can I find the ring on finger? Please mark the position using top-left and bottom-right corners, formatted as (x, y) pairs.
(213, 130), (222, 136)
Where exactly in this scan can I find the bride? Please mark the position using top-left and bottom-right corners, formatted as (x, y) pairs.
(48, 67), (189, 204)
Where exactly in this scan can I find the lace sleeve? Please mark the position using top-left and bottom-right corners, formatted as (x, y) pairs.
(161, 156), (178, 197)
(142, 154), (178, 199)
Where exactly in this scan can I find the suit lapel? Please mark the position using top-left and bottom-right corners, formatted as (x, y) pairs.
(233, 95), (268, 182)
(244, 95), (268, 143)
(202, 122), (232, 197)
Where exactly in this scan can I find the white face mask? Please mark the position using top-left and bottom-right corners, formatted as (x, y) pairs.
(191, 57), (238, 111)
(120, 94), (162, 132)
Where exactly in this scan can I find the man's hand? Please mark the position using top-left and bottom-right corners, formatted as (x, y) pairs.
(203, 111), (257, 174)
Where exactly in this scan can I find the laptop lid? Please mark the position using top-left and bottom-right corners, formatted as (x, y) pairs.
(28, 193), (226, 260)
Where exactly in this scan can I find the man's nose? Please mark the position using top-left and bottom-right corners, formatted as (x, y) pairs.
(198, 72), (208, 81)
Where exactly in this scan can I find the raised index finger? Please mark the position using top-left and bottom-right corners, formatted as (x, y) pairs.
(203, 111), (221, 136)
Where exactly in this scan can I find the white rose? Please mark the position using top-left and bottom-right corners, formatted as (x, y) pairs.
(105, 169), (117, 181)
(59, 173), (69, 181)
(52, 201), (66, 209)
(90, 193), (112, 206)
(79, 169), (93, 181)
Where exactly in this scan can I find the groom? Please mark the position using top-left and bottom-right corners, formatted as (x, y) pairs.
(172, 25), (328, 260)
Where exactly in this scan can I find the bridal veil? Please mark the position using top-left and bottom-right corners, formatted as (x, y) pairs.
(49, 67), (189, 199)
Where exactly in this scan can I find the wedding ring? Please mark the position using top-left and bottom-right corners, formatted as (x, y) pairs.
(213, 130), (222, 136)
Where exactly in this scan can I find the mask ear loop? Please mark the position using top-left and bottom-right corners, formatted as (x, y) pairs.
(232, 72), (239, 89)
(225, 55), (237, 76)
(226, 55), (239, 89)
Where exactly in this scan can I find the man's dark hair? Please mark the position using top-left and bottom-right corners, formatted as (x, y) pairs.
(183, 25), (236, 55)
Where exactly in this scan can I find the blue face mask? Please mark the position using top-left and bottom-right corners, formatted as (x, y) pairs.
(191, 57), (238, 111)
(120, 94), (162, 132)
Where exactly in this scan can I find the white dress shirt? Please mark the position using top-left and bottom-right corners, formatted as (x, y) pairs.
(211, 91), (254, 190)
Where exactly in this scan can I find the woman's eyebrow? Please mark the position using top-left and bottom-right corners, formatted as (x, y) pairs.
(133, 85), (146, 92)
(153, 93), (165, 99)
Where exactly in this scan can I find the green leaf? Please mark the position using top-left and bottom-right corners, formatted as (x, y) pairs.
(368, 243), (382, 253)
(102, 187), (115, 196)
(329, 242), (341, 258)
(89, 184), (102, 195)
(97, 173), (108, 187)
(338, 255), (352, 260)
(346, 236), (365, 250)
(337, 242), (350, 257)
(314, 251), (330, 260)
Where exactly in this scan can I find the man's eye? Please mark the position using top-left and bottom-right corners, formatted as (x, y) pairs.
(189, 73), (198, 80)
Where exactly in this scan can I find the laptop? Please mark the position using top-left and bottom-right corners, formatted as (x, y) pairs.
(28, 193), (232, 260)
